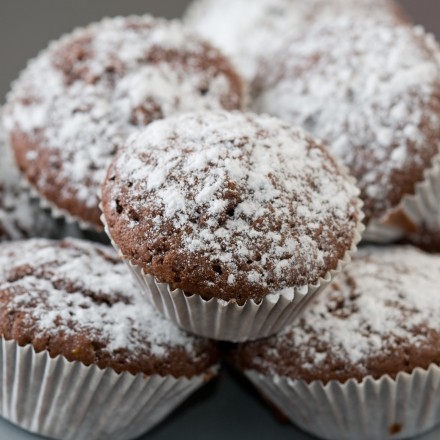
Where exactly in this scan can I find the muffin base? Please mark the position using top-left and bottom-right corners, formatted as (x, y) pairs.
(398, 151), (440, 232)
(0, 339), (216, 440)
(245, 366), (440, 440)
(23, 177), (103, 232)
(365, 150), (440, 243)
(102, 212), (364, 342)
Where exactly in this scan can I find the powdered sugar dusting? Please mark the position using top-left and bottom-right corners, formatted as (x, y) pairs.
(0, 116), (56, 241)
(265, 246), (440, 374)
(105, 111), (361, 298)
(4, 15), (244, 224)
(254, 19), (440, 221)
(0, 238), (203, 360)
(185, 0), (403, 82)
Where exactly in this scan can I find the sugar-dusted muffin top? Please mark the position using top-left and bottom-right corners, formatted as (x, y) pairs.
(102, 111), (362, 304)
(186, 0), (406, 84)
(0, 238), (219, 376)
(0, 119), (57, 241)
(232, 246), (440, 383)
(4, 15), (246, 229)
(254, 19), (440, 226)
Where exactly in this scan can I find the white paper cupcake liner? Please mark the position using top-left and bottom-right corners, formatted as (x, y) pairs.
(398, 152), (440, 231)
(245, 365), (440, 440)
(364, 151), (440, 243)
(0, 338), (216, 440)
(363, 220), (405, 243)
(102, 210), (364, 342)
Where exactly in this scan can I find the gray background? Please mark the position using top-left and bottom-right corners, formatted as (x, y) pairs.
(0, 0), (440, 102)
(1, 1), (440, 439)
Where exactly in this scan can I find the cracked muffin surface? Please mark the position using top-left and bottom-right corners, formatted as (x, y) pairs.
(4, 15), (246, 229)
(101, 111), (362, 303)
(0, 238), (219, 376)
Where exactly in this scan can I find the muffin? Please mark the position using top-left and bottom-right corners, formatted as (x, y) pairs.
(231, 246), (440, 440)
(185, 0), (407, 88)
(101, 111), (363, 342)
(0, 238), (219, 440)
(254, 19), (440, 242)
(4, 15), (246, 231)
(0, 114), (59, 241)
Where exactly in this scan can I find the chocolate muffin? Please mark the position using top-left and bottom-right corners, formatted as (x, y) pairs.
(0, 115), (58, 241)
(101, 111), (363, 341)
(233, 246), (440, 382)
(231, 246), (440, 439)
(185, 0), (407, 87)
(254, 19), (440, 241)
(0, 238), (218, 376)
(4, 15), (246, 230)
(0, 238), (219, 440)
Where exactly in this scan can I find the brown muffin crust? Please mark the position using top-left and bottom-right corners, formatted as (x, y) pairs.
(254, 19), (440, 227)
(4, 15), (246, 229)
(0, 238), (219, 377)
(231, 246), (440, 384)
(102, 111), (362, 304)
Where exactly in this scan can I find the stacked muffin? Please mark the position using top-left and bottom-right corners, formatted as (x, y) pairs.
(1, 1), (440, 439)
(101, 111), (363, 341)
(4, 15), (246, 230)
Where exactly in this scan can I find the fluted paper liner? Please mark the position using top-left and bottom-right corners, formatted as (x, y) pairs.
(364, 151), (440, 243)
(245, 365), (440, 440)
(363, 220), (404, 244)
(397, 153), (440, 232)
(101, 210), (364, 342)
(0, 339), (216, 440)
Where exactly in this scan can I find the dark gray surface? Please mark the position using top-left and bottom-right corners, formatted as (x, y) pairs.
(1, 1), (440, 439)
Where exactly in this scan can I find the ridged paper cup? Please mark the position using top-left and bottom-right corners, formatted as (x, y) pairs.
(363, 220), (404, 244)
(0, 338), (217, 440)
(245, 366), (440, 440)
(396, 152), (440, 232)
(102, 211), (364, 342)
(364, 151), (440, 244)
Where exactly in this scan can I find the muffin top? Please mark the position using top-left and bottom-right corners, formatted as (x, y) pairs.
(254, 19), (440, 225)
(232, 246), (440, 383)
(102, 111), (362, 304)
(4, 15), (246, 229)
(0, 238), (219, 377)
(186, 0), (405, 84)
(0, 120), (57, 241)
